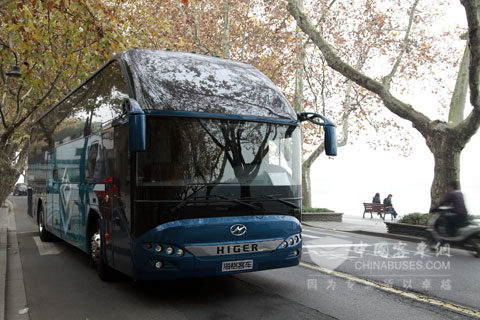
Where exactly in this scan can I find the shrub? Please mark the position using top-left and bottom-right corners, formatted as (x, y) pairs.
(303, 207), (334, 213)
(398, 212), (430, 225)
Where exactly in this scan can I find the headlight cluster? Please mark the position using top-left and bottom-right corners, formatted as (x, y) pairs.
(280, 233), (302, 249)
(144, 243), (186, 270)
(145, 243), (185, 257)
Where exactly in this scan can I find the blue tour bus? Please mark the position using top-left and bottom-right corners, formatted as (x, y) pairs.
(26, 49), (336, 281)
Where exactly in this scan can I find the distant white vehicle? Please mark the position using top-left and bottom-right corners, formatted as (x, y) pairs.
(13, 183), (28, 196)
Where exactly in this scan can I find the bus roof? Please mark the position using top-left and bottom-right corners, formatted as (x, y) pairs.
(119, 49), (297, 121)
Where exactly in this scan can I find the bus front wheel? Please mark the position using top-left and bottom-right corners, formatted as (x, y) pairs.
(38, 208), (53, 242)
(90, 220), (114, 281)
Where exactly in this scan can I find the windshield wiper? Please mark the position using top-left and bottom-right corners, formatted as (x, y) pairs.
(168, 188), (264, 213)
(262, 195), (300, 209)
(169, 185), (206, 213)
(211, 195), (264, 212)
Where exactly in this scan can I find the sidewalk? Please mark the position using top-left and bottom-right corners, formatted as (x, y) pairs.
(1, 206), (8, 320)
(302, 214), (423, 242)
(0, 200), (28, 320)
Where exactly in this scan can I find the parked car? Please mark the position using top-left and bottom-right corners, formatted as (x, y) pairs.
(13, 183), (28, 196)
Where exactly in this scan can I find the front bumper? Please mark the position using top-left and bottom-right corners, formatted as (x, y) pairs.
(132, 215), (302, 280)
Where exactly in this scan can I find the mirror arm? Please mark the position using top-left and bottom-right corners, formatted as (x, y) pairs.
(297, 112), (335, 127)
(122, 98), (143, 115)
(125, 98), (147, 152)
(297, 112), (337, 157)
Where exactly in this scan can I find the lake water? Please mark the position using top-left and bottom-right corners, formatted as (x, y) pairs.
(309, 135), (480, 217)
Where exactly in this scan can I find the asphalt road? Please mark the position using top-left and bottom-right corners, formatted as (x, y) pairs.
(301, 225), (480, 311)
(7, 196), (480, 320)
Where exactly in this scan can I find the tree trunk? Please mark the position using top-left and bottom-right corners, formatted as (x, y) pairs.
(222, 0), (231, 59)
(0, 141), (28, 206)
(426, 133), (462, 209)
(0, 153), (23, 206)
(301, 142), (324, 208)
(294, 0), (307, 208)
(302, 163), (311, 208)
(448, 43), (470, 125)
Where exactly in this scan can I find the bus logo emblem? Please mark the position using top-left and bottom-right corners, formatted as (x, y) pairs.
(230, 224), (247, 236)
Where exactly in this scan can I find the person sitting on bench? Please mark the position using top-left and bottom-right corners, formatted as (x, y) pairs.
(383, 194), (398, 219)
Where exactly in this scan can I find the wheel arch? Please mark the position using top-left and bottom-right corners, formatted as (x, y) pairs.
(36, 199), (44, 225)
(86, 209), (103, 253)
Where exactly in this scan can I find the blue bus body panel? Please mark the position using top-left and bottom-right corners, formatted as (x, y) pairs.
(131, 215), (302, 280)
(26, 49), (311, 282)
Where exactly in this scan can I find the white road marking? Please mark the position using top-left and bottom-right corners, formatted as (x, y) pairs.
(33, 236), (64, 255)
(301, 228), (353, 239)
(16, 231), (38, 235)
(302, 234), (322, 239)
(304, 243), (371, 248)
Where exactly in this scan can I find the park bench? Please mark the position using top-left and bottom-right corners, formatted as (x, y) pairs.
(362, 202), (393, 220)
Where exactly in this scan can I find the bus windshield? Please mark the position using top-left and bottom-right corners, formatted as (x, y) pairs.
(133, 116), (301, 236)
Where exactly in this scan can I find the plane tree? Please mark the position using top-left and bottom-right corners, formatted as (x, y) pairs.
(288, 0), (476, 208)
(0, 0), (168, 205)
(295, 0), (430, 207)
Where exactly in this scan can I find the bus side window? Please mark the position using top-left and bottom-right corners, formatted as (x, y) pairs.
(86, 143), (99, 179)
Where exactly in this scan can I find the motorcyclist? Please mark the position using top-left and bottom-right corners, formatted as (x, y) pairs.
(432, 181), (468, 237)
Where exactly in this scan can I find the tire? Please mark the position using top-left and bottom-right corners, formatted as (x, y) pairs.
(424, 233), (438, 251)
(468, 237), (480, 258)
(38, 208), (54, 242)
(90, 219), (114, 281)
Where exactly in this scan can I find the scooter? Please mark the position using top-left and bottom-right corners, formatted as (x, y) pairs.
(426, 206), (480, 258)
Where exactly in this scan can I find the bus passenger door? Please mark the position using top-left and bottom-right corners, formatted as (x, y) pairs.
(46, 152), (61, 238)
(103, 126), (133, 276)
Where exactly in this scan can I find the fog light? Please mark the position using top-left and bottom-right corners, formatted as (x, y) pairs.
(155, 261), (163, 269)
(289, 238), (294, 245)
(166, 247), (174, 255)
(177, 249), (184, 257)
(294, 249), (300, 256)
(282, 241), (288, 248)
(155, 245), (163, 253)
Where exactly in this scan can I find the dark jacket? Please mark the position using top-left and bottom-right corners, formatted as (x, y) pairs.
(372, 195), (381, 204)
(383, 197), (392, 208)
(438, 190), (468, 216)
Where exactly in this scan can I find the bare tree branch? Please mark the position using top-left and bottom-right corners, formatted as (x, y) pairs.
(1, 72), (62, 145)
(222, 0), (231, 59)
(454, 0), (480, 145)
(448, 41), (470, 125)
(460, 0), (480, 108)
(0, 77), (9, 129)
(382, 0), (420, 88)
(174, 0), (210, 55)
(287, 0), (432, 137)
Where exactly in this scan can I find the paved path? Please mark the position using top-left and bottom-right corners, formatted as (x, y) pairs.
(0, 206), (7, 320)
(303, 214), (423, 242)
(304, 215), (389, 233)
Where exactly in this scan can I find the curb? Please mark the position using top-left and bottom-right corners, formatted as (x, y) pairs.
(302, 222), (425, 243)
(0, 206), (8, 320)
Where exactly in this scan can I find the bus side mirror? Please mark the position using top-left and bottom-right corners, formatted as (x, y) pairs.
(298, 112), (337, 156)
(124, 98), (146, 152)
(323, 125), (337, 156)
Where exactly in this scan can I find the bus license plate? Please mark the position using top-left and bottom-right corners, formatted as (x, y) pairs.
(222, 260), (253, 272)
